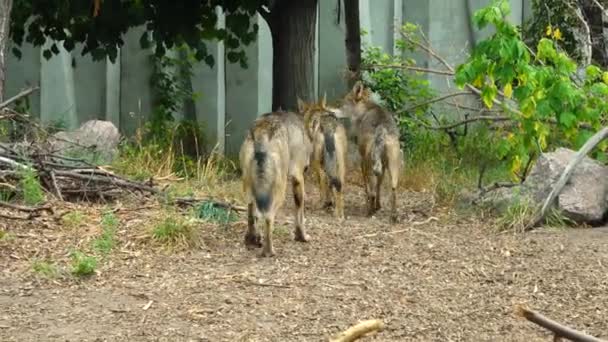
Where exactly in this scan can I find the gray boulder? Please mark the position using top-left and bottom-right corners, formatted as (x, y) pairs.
(478, 148), (608, 224)
(50, 120), (121, 163)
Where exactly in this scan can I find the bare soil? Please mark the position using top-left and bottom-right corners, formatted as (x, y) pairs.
(1, 179), (608, 342)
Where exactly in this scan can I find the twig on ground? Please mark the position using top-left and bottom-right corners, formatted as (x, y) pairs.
(237, 279), (292, 289)
(515, 305), (606, 342)
(0, 201), (53, 214)
(330, 319), (385, 342)
(0, 212), (30, 220)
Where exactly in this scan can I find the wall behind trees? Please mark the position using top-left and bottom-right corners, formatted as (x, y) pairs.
(5, 0), (531, 157)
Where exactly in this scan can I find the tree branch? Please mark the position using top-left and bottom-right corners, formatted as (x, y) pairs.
(591, 0), (608, 18)
(401, 91), (472, 114)
(362, 64), (455, 76)
(566, 0), (593, 66)
(516, 305), (606, 342)
(416, 115), (511, 130)
(0, 86), (39, 110)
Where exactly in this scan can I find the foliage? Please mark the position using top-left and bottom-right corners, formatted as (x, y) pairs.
(454, 0), (608, 180)
(69, 250), (97, 277)
(522, 0), (580, 62)
(18, 167), (45, 205)
(10, 0), (268, 68)
(148, 44), (199, 141)
(360, 27), (436, 147)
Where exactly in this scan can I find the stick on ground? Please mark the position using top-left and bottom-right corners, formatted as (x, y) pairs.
(516, 305), (606, 342)
(330, 319), (384, 342)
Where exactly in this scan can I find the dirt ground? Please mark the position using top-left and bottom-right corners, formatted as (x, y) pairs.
(1, 178), (608, 342)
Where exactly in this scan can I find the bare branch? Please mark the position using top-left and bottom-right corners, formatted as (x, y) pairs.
(416, 115), (511, 130)
(516, 305), (607, 342)
(362, 64), (455, 76)
(591, 0), (608, 17)
(401, 91), (472, 114)
(0, 86), (40, 110)
(565, 0), (593, 65)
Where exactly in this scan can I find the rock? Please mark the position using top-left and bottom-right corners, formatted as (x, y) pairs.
(477, 147), (608, 225)
(50, 120), (121, 163)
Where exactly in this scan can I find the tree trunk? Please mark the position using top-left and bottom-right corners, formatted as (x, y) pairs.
(264, 0), (317, 111)
(344, 0), (361, 89)
(582, 0), (608, 67)
(0, 0), (14, 102)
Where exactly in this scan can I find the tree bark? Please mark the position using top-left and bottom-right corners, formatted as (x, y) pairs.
(344, 0), (361, 89)
(263, 0), (318, 111)
(0, 0), (14, 102)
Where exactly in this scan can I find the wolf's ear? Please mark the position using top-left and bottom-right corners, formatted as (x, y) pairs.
(310, 116), (321, 135)
(297, 97), (307, 113)
(320, 92), (327, 108)
(351, 81), (365, 99)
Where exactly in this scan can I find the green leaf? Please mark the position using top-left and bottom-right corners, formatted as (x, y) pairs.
(575, 130), (594, 149)
(558, 111), (577, 128)
(481, 84), (498, 108)
(11, 47), (22, 59)
(139, 31), (150, 49)
(586, 65), (601, 81)
(204, 55), (215, 68)
(42, 49), (52, 60)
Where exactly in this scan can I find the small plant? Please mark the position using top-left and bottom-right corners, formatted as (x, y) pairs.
(152, 213), (202, 249)
(495, 197), (537, 233)
(92, 211), (119, 255)
(62, 211), (86, 229)
(69, 250), (97, 277)
(32, 259), (59, 278)
(196, 201), (237, 224)
(18, 167), (44, 205)
(0, 230), (14, 242)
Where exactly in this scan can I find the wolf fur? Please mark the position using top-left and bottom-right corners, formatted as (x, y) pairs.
(239, 111), (312, 257)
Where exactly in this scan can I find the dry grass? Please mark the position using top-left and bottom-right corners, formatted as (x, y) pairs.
(148, 207), (204, 250)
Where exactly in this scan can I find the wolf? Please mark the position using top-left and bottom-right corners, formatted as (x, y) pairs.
(239, 111), (312, 257)
(297, 96), (348, 221)
(337, 81), (402, 223)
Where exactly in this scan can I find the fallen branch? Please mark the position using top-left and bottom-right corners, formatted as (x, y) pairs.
(54, 169), (160, 195)
(330, 320), (384, 342)
(0, 86), (39, 110)
(526, 126), (608, 230)
(0, 201), (53, 214)
(516, 305), (606, 342)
